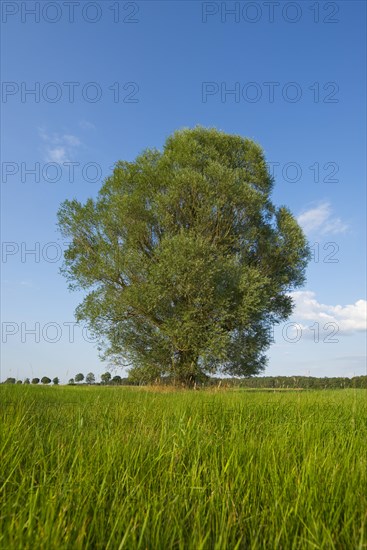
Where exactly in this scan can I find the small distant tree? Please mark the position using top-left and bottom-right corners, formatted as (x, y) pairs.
(75, 373), (84, 383)
(101, 372), (111, 385)
(85, 372), (95, 384)
(16, 380), (22, 384)
(111, 375), (122, 385)
(31, 378), (40, 385)
(5, 377), (16, 384)
(68, 378), (75, 385)
(24, 378), (30, 384)
(41, 376), (51, 385)
(53, 377), (60, 385)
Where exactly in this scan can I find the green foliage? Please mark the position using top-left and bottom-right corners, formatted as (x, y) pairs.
(68, 378), (75, 385)
(52, 377), (60, 385)
(0, 385), (366, 548)
(58, 127), (309, 384)
(100, 372), (112, 384)
(41, 377), (51, 385)
(24, 378), (30, 384)
(75, 373), (84, 383)
(31, 378), (40, 385)
(85, 372), (95, 384)
(4, 378), (16, 384)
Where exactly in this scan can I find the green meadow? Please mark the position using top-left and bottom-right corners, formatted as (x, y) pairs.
(1, 385), (366, 549)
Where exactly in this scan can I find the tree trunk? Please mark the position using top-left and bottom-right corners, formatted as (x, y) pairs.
(174, 350), (199, 387)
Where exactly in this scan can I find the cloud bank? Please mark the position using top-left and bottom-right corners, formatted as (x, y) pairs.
(297, 202), (348, 236)
(290, 290), (367, 334)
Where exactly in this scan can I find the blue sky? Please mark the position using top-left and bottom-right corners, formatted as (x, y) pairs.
(1, 0), (366, 383)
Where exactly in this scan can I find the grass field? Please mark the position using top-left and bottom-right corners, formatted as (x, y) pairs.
(1, 385), (366, 549)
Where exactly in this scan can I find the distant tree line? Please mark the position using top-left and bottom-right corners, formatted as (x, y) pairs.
(2, 377), (59, 385)
(67, 372), (134, 386)
(2, 373), (133, 386)
(219, 375), (367, 389)
(2, 374), (366, 389)
(130, 375), (367, 389)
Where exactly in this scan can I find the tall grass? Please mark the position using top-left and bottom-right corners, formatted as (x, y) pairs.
(1, 385), (366, 549)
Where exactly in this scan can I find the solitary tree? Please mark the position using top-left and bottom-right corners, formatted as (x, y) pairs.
(85, 372), (95, 384)
(5, 377), (16, 384)
(68, 378), (75, 385)
(41, 376), (51, 385)
(58, 127), (309, 385)
(75, 373), (84, 383)
(101, 372), (112, 385)
(31, 378), (40, 385)
(53, 377), (60, 385)
(111, 375), (122, 385)
(24, 378), (30, 384)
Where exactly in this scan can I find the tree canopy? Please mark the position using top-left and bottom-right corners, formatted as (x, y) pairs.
(101, 372), (112, 384)
(86, 372), (96, 384)
(58, 127), (309, 384)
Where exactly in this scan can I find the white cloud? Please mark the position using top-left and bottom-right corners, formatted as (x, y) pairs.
(38, 128), (81, 163)
(63, 134), (81, 147)
(290, 290), (367, 334)
(79, 120), (95, 130)
(297, 202), (348, 236)
(46, 146), (68, 163)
